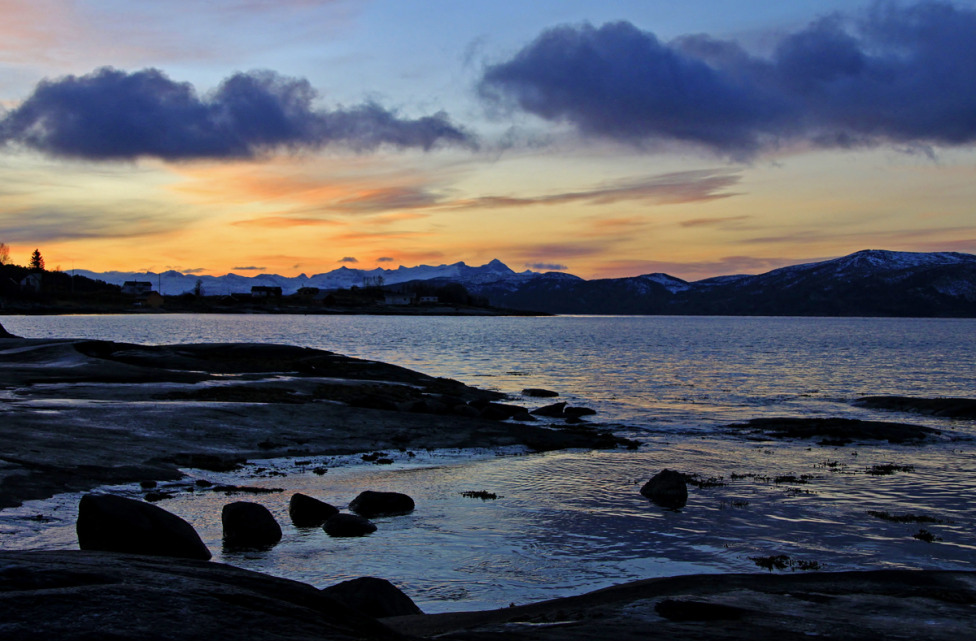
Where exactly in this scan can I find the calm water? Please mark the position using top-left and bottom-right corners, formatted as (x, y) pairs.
(2, 314), (975, 612)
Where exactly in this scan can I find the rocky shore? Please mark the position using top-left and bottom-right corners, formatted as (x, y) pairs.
(3, 322), (975, 639)
(0, 328), (627, 510)
(2, 550), (973, 640)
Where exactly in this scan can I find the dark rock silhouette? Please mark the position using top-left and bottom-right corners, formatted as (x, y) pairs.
(323, 513), (377, 537)
(221, 501), (282, 548)
(289, 493), (339, 527)
(522, 388), (559, 398)
(76, 493), (211, 560)
(565, 406), (597, 418)
(320, 576), (423, 618)
(349, 490), (415, 518)
(531, 401), (567, 417)
(640, 469), (688, 509)
(855, 396), (976, 420)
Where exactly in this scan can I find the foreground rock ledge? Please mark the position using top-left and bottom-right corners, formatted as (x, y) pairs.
(0, 337), (630, 509)
(1, 551), (974, 640)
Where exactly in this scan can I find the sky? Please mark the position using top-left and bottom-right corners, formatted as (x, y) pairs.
(1, 0), (975, 281)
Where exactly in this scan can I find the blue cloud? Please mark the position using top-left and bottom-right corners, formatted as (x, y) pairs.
(0, 68), (474, 161)
(479, 2), (976, 156)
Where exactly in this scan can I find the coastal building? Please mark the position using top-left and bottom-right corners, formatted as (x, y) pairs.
(121, 281), (153, 297)
(251, 286), (282, 298)
(384, 293), (412, 305)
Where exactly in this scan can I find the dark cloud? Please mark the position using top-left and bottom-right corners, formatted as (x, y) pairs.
(232, 265), (266, 271)
(376, 256), (396, 262)
(479, 2), (976, 156)
(338, 256), (358, 263)
(526, 262), (568, 271)
(0, 67), (474, 161)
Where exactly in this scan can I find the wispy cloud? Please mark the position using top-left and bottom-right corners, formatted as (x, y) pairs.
(526, 262), (568, 271)
(338, 256), (359, 263)
(0, 67), (474, 161)
(479, 2), (976, 157)
(0, 205), (193, 243)
(450, 170), (741, 209)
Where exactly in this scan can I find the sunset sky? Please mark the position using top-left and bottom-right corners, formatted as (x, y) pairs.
(1, 0), (975, 280)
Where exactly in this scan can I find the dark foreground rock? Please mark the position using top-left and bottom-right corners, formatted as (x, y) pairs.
(855, 396), (976, 420)
(640, 469), (689, 509)
(321, 577), (423, 618)
(0, 550), (398, 640)
(349, 491), (415, 518)
(222, 501), (282, 548)
(76, 493), (211, 560)
(6, 551), (972, 641)
(726, 417), (942, 445)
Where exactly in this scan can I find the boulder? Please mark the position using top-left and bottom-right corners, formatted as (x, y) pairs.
(320, 577), (423, 618)
(76, 493), (211, 560)
(565, 406), (597, 418)
(323, 513), (377, 537)
(522, 388), (559, 398)
(640, 469), (688, 509)
(531, 401), (567, 417)
(289, 493), (339, 528)
(349, 491), (415, 518)
(222, 501), (282, 548)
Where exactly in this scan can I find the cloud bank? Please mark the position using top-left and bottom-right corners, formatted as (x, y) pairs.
(0, 67), (473, 161)
(479, 1), (976, 157)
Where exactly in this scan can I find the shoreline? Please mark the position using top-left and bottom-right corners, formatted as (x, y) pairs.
(0, 332), (628, 510)
(3, 325), (976, 638)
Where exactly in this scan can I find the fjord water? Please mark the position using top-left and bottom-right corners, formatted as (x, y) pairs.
(2, 314), (975, 612)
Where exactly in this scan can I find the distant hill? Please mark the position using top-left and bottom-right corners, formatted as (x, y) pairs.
(469, 250), (976, 317)
(75, 249), (976, 317)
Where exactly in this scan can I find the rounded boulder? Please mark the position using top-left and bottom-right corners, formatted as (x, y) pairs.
(221, 501), (282, 548)
(289, 493), (339, 528)
(323, 513), (377, 537)
(640, 469), (688, 509)
(348, 491), (415, 518)
(76, 493), (211, 560)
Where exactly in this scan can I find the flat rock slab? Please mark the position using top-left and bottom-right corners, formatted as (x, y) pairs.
(0, 337), (628, 509)
(725, 417), (942, 445)
(386, 569), (976, 640)
(855, 396), (976, 420)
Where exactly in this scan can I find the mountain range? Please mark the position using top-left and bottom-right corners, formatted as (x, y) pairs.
(78, 249), (976, 317)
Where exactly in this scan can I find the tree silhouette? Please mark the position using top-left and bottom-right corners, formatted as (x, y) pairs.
(29, 249), (44, 271)
(0, 242), (9, 265)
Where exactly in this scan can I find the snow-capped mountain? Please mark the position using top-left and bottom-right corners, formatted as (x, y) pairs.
(75, 259), (535, 297)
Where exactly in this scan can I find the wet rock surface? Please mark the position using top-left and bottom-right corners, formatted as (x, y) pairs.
(0, 336), (631, 510)
(725, 417), (942, 445)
